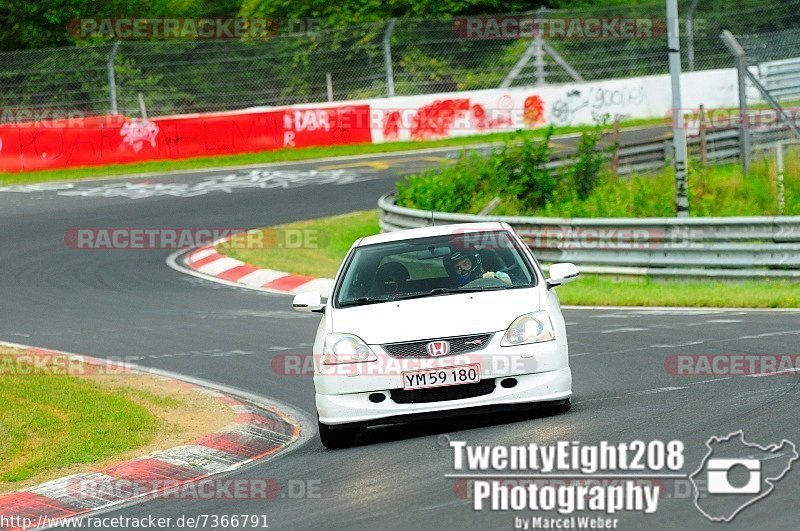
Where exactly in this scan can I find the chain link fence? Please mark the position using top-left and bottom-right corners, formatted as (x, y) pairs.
(2, 0), (800, 118)
(738, 28), (800, 104)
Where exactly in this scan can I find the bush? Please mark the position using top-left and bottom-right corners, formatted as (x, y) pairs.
(395, 129), (556, 213)
(571, 122), (607, 200)
(395, 151), (484, 212)
(394, 123), (800, 218)
(500, 127), (556, 208)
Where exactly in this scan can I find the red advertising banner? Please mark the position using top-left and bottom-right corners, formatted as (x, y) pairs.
(0, 105), (371, 172)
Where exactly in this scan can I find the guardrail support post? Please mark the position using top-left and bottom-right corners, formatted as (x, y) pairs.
(383, 19), (397, 98)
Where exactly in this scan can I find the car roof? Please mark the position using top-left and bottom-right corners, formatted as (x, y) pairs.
(356, 221), (512, 247)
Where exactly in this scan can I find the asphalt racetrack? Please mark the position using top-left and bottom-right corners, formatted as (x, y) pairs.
(1, 128), (798, 530)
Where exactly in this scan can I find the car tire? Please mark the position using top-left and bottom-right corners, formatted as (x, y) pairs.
(553, 397), (572, 414)
(318, 419), (359, 449)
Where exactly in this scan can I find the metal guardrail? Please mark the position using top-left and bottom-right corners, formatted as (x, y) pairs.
(759, 57), (800, 102)
(527, 126), (796, 180)
(599, 126), (797, 176)
(378, 194), (800, 278)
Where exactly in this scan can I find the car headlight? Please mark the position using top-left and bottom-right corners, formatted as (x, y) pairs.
(501, 311), (556, 346)
(322, 333), (377, 365)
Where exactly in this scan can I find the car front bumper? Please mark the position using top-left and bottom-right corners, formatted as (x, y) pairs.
(316, 366), (571, 426)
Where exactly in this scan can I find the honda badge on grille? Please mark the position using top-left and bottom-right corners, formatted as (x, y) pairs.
(426, 341), (450, 357)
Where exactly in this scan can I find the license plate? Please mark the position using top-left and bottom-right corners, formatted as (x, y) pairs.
(401, 364), (481, 390)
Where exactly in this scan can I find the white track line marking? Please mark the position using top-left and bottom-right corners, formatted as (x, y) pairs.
(196, 257), (243, 275)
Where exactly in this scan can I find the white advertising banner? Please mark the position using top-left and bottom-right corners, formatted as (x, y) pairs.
(356, 68), (738, 143)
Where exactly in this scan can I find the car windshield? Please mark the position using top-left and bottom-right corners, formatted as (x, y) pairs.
(334, 230), (537, 307)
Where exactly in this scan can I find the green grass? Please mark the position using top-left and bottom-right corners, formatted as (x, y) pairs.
(0, 117), (663, 185)
(216, 211), (800, 308)
(556, 275), (800, 308)
(0, 351), (160, 483)
(536, 154), (800, 218)
(217, 210), (380, 278)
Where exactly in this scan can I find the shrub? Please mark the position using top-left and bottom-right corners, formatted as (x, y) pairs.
(395, 129), (555, 212)
(502, 127), (556, 209)
(571, 122), (607, 200)
(395, 151), (484, 212)
(394, 123), (800, 218)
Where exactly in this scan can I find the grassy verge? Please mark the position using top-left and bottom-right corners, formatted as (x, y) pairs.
(0, 348), (233, 490)
(0, 118), (663, 186)
(217, 211), (800, 308)
(218, 211), (380, 278)
(535, 154), (800, 217)
(555, 275), (800, 308)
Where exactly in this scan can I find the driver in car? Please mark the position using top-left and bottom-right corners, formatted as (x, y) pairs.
(448, 251), (511, 287)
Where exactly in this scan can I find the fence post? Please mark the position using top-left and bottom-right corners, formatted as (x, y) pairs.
(542, 42), (584, 82)
(326, 72), (334, 102)
(721, 30), (751, 175)
(534, 7), (546, 85)
(500, 7), (549, 89)
(685, 0), (700, 71)
(776, 142), (785, 215)
(383, 18), (397, 97)
(699, 104), (707, 164)
(611, 117), (621, 177)
(107, 41), (120, 115)
(667, 0), (689, 217)
(137, 92), (147, 120)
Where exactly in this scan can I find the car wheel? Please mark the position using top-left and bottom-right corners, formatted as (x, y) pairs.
(553, 397), (572, 414)
(318, 419), (359, 449)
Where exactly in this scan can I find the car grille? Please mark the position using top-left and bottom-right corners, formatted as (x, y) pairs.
(382, 333), (493, 358)
(389, 379), (496, 404)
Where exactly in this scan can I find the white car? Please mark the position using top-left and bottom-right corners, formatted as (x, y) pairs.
(292, 222), (579, 448)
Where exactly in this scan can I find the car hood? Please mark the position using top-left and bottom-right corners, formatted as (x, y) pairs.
(331, 288), (541, 344)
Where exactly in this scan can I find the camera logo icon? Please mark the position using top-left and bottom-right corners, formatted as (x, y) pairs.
(690, 431), (797, 522)
(706, 458), (761, 494)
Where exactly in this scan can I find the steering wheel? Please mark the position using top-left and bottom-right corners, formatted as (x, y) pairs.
(462, 277), (508, 289)
(496, 263), (525, 283)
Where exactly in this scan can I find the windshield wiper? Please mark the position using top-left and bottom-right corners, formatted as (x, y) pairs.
(338, 296), (392, 307)
(429, 287), (500, 295)
(393, 286), (505, 301)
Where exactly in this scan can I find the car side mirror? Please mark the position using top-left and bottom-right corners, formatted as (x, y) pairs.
(292, 291), (325, 313)
(547, 263), (580, 288)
